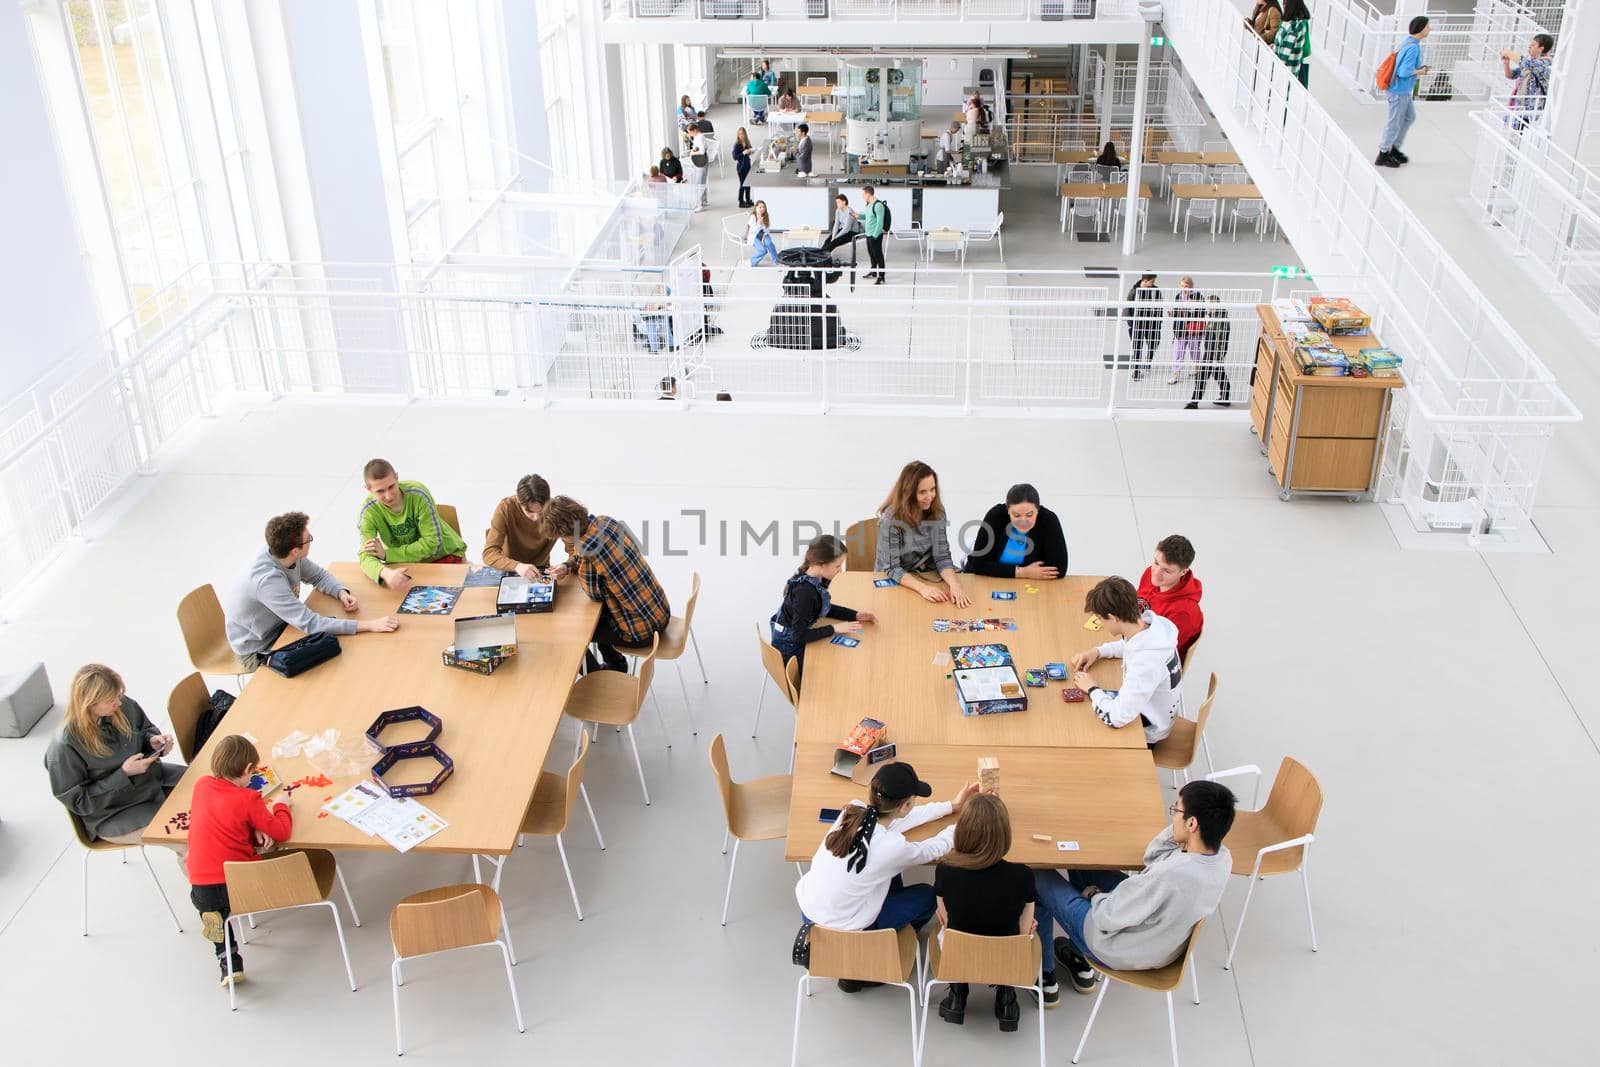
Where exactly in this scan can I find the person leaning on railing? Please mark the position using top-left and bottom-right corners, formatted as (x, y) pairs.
(1272, 0), (1311, 88)
(1501, 33), (1554, 133)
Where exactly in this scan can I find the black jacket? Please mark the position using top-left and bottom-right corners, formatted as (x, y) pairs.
(772, 574), (858, 649)
(1125, 284), (1164, 339)
(660, 155), (684, 181)
(963, 503), (1070, 578)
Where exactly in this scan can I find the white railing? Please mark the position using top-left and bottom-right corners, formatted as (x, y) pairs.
(1168, 0), (1580, 546)
(616, 0), (1136, 20)
(1308, 0), (1553, 101)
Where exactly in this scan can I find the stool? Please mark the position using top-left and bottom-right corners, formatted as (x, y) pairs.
(0, 662), (52, 738)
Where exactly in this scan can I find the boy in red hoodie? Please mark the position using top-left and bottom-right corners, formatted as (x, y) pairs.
(186, 735), (293, 985)
(1138, 534), (1204, 659)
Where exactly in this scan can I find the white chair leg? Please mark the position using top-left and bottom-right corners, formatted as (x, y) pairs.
(918, 980), (935, 1064)
(140, 846), (184, 933)
(81, 851), (90, 936)
(1190, 954), (1201, 1004)
(720, 838), (741, 926)
(787, 739), (796, 774)
(555, 834), (583, 921)
(689, 628), (709, 683)
(1224, 860), (1264, 970)
(648, 689), (672, 749)
(1071, 975), (1110, 1063)
(225, 918), (238, 1011)
(1201, 733), (1215, 773)
(721, 828), (730, 855)
(391, 957), (404, 1055)
(675, 661), (698, 736)
(794, 862), (804, 879)
(752, 674), (769, 737)
(325, 900), (357, 991)
(499, 899), (518, 966)
(626, 723), (651, 806)
(905, 982), (920, 1066)
(1166, 990), (1180, 1067)
(1037, 981), (1047, 1067)
(579, 783), (605, 849)
(498, 941), (526, 1034)
(246, 913), (256, 930)
(792, 973), (808, 1067)
(1301, 847), (1319, 951)
(472, 855), (483, 885)
(336, 863), (362, 926)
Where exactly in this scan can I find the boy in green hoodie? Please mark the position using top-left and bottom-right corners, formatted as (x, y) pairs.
(357, 458), (466, 591)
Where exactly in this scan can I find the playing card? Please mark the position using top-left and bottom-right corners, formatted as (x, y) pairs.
(1056, 840), (1081, 852)
(873, 578), (897, 587)
(992, 590), (1017, 601)
(1083, 616), (1103, 631)
(830, 634), (860, 648)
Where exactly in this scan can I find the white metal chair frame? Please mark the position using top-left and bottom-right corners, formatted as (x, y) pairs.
(1167, 165), (1203, 211)
(391, 935), (522, 1055)
(471, 779), (605, 923)
(703, 132), (724, 176)
(1071, 931), (1203, 1067)
(792, 934), (922, 1067)
(1230, 198), (1267, 241)
(924, 228), (967, 266)
(1183, 198), (1219, 241)
(1066, 196), (1106, 237)
(919, 933), (1045, 1067)
(965, 211), (1004, 260)
(1205, 764), (1319, 971)
(80, 841), (185, 937)
(222, 861), (362, 1011)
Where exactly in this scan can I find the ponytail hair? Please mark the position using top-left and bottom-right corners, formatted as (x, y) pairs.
(824, 787), (903, 872)
(798, 533), (847, 576)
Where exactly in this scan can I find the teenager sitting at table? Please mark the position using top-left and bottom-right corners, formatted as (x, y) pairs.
(775, 86), (802, 113)
(963, 483), (1069, 581)
(1070, 576), (1182, 745)
(769, 534), (876, 685)
(875, 460), (971, 607)
(796, 763), (979, 992)
(540, 495), (670, 673)
(225, 510), (400, 671)
(356, 458), (466, 592)
(1138, 533), (1204, 658)
(1033, 780), (1234, 995)
(45, 664), (184, 849)
(933, 793), (1041, 1026)
(484, 474), (565, 580)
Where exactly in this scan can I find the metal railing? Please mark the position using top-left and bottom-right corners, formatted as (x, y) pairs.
(1168, 0), (1581, 546)
(616, 0), (1136, 20)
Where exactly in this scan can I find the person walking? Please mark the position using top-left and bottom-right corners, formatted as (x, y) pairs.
(1274, 0), (1312, 88)
(732, 127), (754, 207)
(1376, 17), (1431, 168)
(1123, 271), (1163, 382)
(1186, 295), (1233, 409)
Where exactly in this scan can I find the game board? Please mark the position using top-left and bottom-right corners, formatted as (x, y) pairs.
(398, 585), (463, 615)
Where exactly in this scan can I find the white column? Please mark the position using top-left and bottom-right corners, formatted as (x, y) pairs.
(500, 0), (551, 191)
(1075, 44), (1089, 120)
(0, 2), (106, 400)
(278, 0), (408, 393)
(1121, 32), (1153, 255)
(1544, 5), (1599, 160)
(1098, 44), (1116, 147)
(602, 44), (631, 185)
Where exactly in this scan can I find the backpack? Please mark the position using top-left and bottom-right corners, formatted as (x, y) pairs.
(872, 198), (892, 233)
(1375, 49), (1397, 91)
(191, 688), (235, 754)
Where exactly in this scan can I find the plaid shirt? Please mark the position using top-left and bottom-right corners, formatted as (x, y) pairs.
(573, 515), (671, 645)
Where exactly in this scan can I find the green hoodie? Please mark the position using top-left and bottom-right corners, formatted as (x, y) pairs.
(357, 480), (466, 582)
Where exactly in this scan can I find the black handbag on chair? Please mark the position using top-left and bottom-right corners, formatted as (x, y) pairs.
(263, 632), (342, 678)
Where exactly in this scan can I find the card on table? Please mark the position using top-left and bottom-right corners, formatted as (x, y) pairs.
(1023, 668), (1045, 687)
(932, 650), (950, 667)
(992, 590), (1017, 601)
(873, 578), (898, 588)
(830, 634), (861, 648)
(1045, 662), (1067, 680)
(1057, 840), (1081, 852)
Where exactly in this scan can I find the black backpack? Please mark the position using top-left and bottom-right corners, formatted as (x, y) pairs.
(192, 689), (235, 754)
(877, 198), (892, 233)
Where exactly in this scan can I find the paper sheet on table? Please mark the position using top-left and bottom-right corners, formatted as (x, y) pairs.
(322, 781), (449, 853)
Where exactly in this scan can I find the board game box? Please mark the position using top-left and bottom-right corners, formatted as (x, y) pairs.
(950, 644), (1028, 716)
(832, 717), (889, 778)
(442, 612), (519, 675)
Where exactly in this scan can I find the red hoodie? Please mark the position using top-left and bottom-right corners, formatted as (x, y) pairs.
(186, 774), (294, 886)
(1138, 566), (1204, 657)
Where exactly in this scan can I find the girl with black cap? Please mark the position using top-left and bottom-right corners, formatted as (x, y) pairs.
(796, 763), (979, 991)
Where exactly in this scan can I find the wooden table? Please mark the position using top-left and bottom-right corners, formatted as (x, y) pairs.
(1059, 183), (1154, 235)
(143, 563), (599, 856)
(785, 744), (1164, 869)
(1152, 150), (1242, 167)
(1169, 183), (1261, 232)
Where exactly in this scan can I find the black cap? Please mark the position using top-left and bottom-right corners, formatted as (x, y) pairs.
(873, 762), (933, 802)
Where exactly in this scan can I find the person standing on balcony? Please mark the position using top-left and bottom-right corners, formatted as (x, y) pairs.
(1501, 34), (1554, 133)
(1273, 0), (1312, 88)
(1245, 0), (1281, 46)
(1376, 17), (1431, 168)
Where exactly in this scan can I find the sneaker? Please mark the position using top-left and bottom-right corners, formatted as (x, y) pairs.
(218, 954), (246, 987)
(1391, 148), (1410, 164)
(1036, 972), (1061, 1009)
(1167, 373), (1180, 385)
(1214, 400), (1233, 408)
(1183, 401), (1199, 410)
(938, 983), (968, 1024)
(994, 985), (1020, 1032)
(1132, 369), (1144, 381)
(837, 979), (883, 993)
(200, 911), (225, 944)
(1375, 150), (1400, 168)
(1054, 937), (1098, 994)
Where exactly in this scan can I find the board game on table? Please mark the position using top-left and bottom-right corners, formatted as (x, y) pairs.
(143, 562), (599, 856)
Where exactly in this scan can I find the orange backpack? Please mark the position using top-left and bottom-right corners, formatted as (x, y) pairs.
(1375, 50), (1398, 91)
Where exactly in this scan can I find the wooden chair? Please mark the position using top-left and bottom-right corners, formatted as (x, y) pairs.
(68, 810), (183, 937)
(177, 584), (244, 681)
(167, 671), (212, 763)
(221, 848), (360, 1010)
(435, 504), (462, 549)
(843, 517), (878, 573)
(474, 731), (604, 926)
(390, 883), (523, 1055)
(793, 925), (920, 1067)
(564, 633), (658, 806)
(751, 621), (803, 738)
(1071, 921), (1204, 1067)
(1177, 634), (1214, 771)
(921, 927), (1044, 1066)
(1206, 758), (1322, 970)
(624, 572), (708, 738)
(1152, 673), (1217, 788)
(709, 734), (795, 925)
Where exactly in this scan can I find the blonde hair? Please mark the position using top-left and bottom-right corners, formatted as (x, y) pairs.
(65, 664), (129, 758)
(940, 793), (1012, 870)
(879, 460), (945, 527)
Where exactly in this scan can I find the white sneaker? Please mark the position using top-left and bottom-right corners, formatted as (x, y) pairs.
(1167, 373), (1180, 385)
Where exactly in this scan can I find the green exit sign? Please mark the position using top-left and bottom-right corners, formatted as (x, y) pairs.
(1150, 36), (1166, 46)
(1271, 265), (1301, 278)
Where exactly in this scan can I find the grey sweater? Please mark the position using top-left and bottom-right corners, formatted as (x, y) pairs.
(1072, 827), (1231, 970)
(224, 545), (357, 656)
(874, 511), (955, 584)
(44, 697), (185, 840)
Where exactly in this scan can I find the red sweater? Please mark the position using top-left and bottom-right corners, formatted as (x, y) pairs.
(186, 774), (294, 886)
(1138, 566), (1204, 657)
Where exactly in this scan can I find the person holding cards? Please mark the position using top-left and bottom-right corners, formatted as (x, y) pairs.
(875, 460), (971, 608)
(770, 534), (876, 685)
(1071, 576), (1183, 745)
(356, 458), (467, 592)
(963, 483), (1070, 581)
(483, 473), (565, 581)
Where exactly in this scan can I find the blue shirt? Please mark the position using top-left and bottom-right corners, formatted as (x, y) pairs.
(1389, 36), (1422, 97)
(999, 525), (1029, 566)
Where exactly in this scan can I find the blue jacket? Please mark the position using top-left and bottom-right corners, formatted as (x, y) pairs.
(1389, 36), (1423, 96)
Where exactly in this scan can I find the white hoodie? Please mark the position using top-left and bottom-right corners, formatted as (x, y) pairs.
(1089, 610), (1183, 743)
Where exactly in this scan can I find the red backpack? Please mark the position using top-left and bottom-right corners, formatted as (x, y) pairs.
(1375, 50), (1398, 91)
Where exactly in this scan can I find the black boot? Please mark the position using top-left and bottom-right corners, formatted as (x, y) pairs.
(597, 644), (629, 672)
(939, 982), (968, 1024)
(994, 985), (1019, 1032)
(1375, 149), (1400, 168)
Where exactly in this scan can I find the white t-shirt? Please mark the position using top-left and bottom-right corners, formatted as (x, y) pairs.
(794, 799), (954, 930)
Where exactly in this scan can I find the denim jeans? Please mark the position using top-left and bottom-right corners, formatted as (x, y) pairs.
(1032, 869), (1128, 973)
(1379, 91), (1416, 152)
(750, 232), (779, 266)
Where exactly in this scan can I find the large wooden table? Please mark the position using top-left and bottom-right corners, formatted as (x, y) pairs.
(786, 572), (1165, 869)
(1152, 150), (1243, 167)
(144, 563), (599, 856)
(1169, 183), (1262, 231)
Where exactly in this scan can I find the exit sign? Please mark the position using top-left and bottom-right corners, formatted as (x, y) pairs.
(1271, 265), (1301, 278)
(1150, 36), (1166, 46)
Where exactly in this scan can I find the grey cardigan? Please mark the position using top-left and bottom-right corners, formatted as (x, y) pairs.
(44, 697), (185, 840)
(874, 511), (955, 583)
(224, 545), (357, 656)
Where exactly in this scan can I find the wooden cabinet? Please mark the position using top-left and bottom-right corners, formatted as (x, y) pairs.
(1252, 305), (1403, 501)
